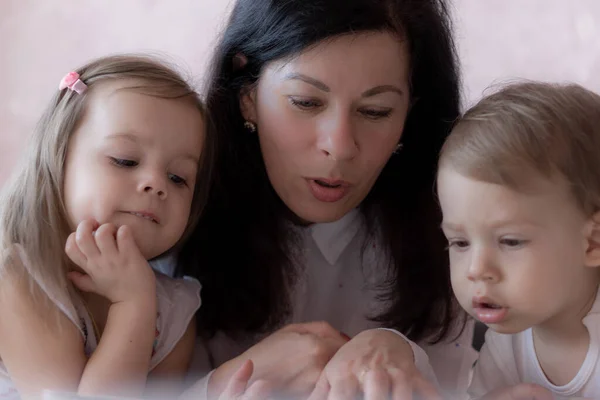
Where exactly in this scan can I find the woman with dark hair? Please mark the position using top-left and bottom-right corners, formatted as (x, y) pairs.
(178, 0), (477, 398)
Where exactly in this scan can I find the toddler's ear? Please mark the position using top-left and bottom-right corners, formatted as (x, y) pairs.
(584, 211), (600, 268)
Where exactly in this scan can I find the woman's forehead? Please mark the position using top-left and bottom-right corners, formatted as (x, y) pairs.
(262, 32), (410, 90)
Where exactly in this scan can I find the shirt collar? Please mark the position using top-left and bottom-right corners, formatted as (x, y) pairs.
(309, 208), (363, 265)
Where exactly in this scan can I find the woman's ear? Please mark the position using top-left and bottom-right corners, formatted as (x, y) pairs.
(584, 211), (600, 268)
(233, 52), (258, 124)
(231, 53), (256, 124)
(233, 53), (248, 71)
(239, 85), (257, 124)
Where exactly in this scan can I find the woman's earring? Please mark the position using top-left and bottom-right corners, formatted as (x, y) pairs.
(393, 143), (403, 154)
(244, 121), (257, 132)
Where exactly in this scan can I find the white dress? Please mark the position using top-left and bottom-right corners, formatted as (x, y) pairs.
(0, 245), (201, 399)
(164, 209), (477, 399)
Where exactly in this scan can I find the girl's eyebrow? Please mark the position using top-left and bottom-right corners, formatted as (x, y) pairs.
(106, 132), (200, 164)
(105, 132), (140, 143)
(179, 152), (200, 164)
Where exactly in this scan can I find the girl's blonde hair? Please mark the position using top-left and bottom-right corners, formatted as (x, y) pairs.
(439, 81), (600, 215)
(0, 54), (214, 314)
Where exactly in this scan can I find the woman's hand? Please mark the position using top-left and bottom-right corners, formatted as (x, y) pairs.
(308, 329), (440, 400)
(477, 384), (554, 400)
(217, 360), (271, 400)
(208, 322), (349, 400)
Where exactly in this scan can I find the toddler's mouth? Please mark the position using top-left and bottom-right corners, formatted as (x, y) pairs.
(472, 297), (508, 324)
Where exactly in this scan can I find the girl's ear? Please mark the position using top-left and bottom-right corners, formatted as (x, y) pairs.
(584, 211), (600, 268)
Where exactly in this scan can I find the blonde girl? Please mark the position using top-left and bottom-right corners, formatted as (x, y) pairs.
(0, 54), (214, 399)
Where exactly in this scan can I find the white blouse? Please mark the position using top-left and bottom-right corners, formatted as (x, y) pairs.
(161, 209), (478, 398)
(0, 245), (201, 400)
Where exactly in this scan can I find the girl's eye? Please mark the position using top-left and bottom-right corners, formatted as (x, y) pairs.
(110, 158), (138, 167)
(169, 173), (187, 186)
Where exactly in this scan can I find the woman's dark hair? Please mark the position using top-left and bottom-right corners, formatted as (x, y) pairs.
(178, 0), (466, 343)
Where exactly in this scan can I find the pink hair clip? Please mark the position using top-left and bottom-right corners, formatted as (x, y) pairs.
(59, 71), (87, 94)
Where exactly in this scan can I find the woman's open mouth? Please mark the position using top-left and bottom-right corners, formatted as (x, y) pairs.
(307, 178), (351, 203)
(315, 179), (342, 188)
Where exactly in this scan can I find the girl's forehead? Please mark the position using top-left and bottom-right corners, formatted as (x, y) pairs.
(69, 84), (204, 159)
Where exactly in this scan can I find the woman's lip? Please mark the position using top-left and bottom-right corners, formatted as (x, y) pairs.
(308, 177), (351, 187)
(306, 179), (350, 202)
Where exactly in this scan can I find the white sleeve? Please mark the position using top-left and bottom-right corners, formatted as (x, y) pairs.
(150, 275), (202, 370)
(184, 329), (257, 399)
(180, 369), (214, 400)
(180, 338), (215, 400)
(468, 330), (520, 399)
(378, 328), (439, 387)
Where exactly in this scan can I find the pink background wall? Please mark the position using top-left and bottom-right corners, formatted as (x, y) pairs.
(2, 1), (599, 186)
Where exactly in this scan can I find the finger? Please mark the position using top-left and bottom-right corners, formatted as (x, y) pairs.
(410, 373), (441, 400)
(481, 386), (519, 400)
(281, 321), (344, 340)
(280, 322), (350, 351)
(218, 359), (254, 400)
(116, 225), (140, 255)
(241, 379), (272, 400)
(363, 368), (391, 400)
(388, 367), (412, 400)
(67, 271), (96, 293)
(65, 232), (87, 268)
(307, 374), (330, 400)
(75, 219), (100, 259)
(509, 383), (554, 400)
(329, 375), (360, 400)
(94, 223), (118, 256)
(323, 334), (351, 352)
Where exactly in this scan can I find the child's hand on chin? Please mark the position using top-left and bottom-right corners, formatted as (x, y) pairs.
(65, 218), (156, 305)
(479, 383), (553, 400)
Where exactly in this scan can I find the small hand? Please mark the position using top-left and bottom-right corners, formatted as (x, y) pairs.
(65, 219), (156, 304)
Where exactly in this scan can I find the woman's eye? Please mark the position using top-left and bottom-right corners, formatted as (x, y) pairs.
(360, 108), (392, 119)
(289, 97), (322, 110)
